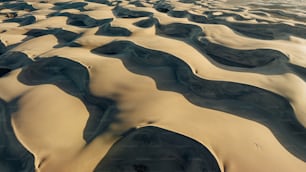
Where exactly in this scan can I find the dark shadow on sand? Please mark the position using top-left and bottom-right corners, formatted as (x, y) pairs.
(95, 126), (221, 172)
(0, 40), (7, 55)
(4, 16), (36, 26)
(92, 40), (306, 161)
(53, 2), (89, 12)
(85, 0), (112, 6)
(289, 64), (306, 82)
(214, 22), (306, 40)
(153, 0), (174, 13)
(17, 56), (118, 143)
(0, 2), (36, 12)
(194, 37), (287, 68)
(155, 22), (299, 76)
(0, 98), (35, 172)
(0, 68), (10, 77)
(25, 28), (82, 48)
(133, 17), (157, 28)
(48, 12), (113, 28)
(95, 23), (132, 36)
(0, 51), (33, 70)
(128, 0), (146, 7)
(112, 6), (153, 18)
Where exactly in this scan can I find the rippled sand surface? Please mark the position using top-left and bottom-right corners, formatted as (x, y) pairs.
(0, 0), (305, 171)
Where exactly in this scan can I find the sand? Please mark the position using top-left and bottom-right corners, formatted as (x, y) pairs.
(0, 0), (305, 172)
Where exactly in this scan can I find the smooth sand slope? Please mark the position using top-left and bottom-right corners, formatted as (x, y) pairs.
(0, 0), (306, 172)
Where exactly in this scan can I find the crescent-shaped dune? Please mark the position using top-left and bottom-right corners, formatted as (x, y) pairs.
(0, 0), (305, 172)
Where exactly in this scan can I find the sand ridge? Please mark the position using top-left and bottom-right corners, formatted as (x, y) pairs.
(0, 0), (305, 172)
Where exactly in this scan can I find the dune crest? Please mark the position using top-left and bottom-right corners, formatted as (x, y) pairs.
(0, 0), (305, 172)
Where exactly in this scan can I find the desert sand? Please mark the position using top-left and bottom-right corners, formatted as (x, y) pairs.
(0, 0), (305, 171)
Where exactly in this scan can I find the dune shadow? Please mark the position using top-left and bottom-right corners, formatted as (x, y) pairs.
(17, 56), (119, 143)
(254, 9), (306, 22)
(128, 0), (146, 7)
(150, 4), (306, 41)
(92, 40), (306, 161)
(0, 2), (36, 12)
(0, 98), (35, 172)
(248, 3), (306, 11)
(4, 16), (36, 26)
(95, 126), (221, 172)
(153, 0), (174, 13)
(289, 64), (306, 82)
(0, 40), (7, 55)
(186, 12), (208, 23)
(48, 12), (113, 28)
(155, 22), (295, 75)
(179, 0), (197, 3)
(193, 37), (288, 68)
(168, 9), (189, 18)
(0, 12), (17, 19)
(85, 0), (112, 6)
(0, 51), (33, 70)
(0, 68), (11, 77)
(1, 55), (121, 170)
(156, 22), (202, 38)
(25, 28), (82, 48)
(112, 6), (153, 18)
(53, 2), (89, 12)
(95, 23), (132, 36)
(0, 44), (33, 78)
(133, 17), (157, 28)
(215, 22), (306, 40)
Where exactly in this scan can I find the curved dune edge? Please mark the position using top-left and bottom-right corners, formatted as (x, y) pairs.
(94, 126), (221, 172)
(0, 0), (305, 172)
(9, 54), (306, 172)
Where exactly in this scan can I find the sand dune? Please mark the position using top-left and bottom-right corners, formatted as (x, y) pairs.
(0, 0), (305, 172)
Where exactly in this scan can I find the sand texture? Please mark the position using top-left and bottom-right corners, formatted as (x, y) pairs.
(0, 0), (306, 171)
